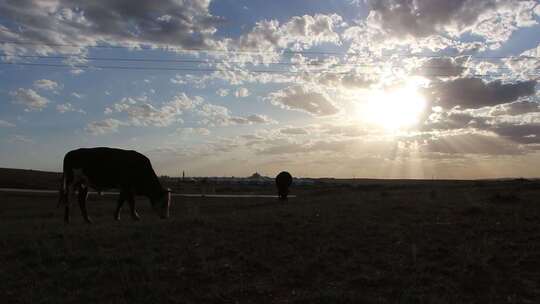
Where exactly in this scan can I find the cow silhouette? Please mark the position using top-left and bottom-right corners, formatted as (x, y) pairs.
(275, 171), (293, 201)
(58, 147), (171, 223)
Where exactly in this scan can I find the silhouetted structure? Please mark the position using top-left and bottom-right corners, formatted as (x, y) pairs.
(275, 171), (293, 201)
(58, 147), (171, 223)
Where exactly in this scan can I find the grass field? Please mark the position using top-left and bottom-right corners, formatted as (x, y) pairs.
(1, 181), (540, 303)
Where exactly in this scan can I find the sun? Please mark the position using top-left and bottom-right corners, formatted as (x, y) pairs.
(359, 83), (427, 131)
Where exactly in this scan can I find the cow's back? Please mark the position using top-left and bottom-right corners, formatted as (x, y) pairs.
(64, 147), (159, 191)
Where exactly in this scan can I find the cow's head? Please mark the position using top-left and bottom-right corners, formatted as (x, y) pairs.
(152, 188), (171, 219)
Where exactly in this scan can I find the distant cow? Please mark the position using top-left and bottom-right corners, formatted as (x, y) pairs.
(275, 171), (293, 201)
(58, 147), (171, 223)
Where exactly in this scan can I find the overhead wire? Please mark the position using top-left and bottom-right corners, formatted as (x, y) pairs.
(1, 41), (539, 78)
(1, 40), (539, 60)
(0, 53), (537, 72)
(1, 61), (539, 79)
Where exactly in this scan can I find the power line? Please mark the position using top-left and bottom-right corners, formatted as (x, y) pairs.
(1, 53), (536, 72)
(0, 40), (342, 56)
(1, 61), (539, 79)
(1, 40), (539, 60)
(0, 53), (364, 67)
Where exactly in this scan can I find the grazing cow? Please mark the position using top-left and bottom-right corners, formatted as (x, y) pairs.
(275, 171), (293, 201)
(58, 147), (171, 223)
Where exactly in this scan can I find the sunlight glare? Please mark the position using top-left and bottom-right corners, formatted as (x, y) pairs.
(360, 84), (427, 131)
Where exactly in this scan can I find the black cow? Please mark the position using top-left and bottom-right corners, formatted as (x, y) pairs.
(58, 147), (171, 223)
(275, 171), (293, 201)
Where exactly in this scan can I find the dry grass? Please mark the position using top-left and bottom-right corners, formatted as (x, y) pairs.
(1, 181), (540, 303)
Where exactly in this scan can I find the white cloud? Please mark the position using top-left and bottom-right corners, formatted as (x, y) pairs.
(33, 79), (60, 91)
(267, 85), (340, 116)
(234, 87), (250, 98)
(198, 104), (233, 126)
(237, 14), (343, 52)
(0, 120), (15, 128)
(343, 0), (538, 57)
(10, 88), (50, 111)
(177, 127), (211, 136)
(109, 93), (202, 127)
(198, 104), (276, 126)
(71, 92), (84, 99)
(56, 103), (85, 114)
(216, 88), (229, 97)
(230, 114), (276, 125)
(85, 118), (124, 135)
(9, 134), (33, 144)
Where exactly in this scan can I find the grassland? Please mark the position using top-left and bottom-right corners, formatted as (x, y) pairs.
(1, 179), (540, 303)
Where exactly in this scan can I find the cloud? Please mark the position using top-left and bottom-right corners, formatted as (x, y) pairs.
(423, 111), (483, 131)
(110, 93), (201, 127)
(420, 133), (524, 155)
(415, 57), (465, 78)
(490, 101), (540, 116)
(423, 110), (540, 146)
(321, 124), (368, 137)
(0, 0), (222, 55)
(198, 104), (276, 126)
(257, 139), (357, 155)
(33, 79), (60, 91)
(310, 71), (377, 90)
(176, 127), (211, 136)
(267, 85), (340, 116)
(56, 103), (85, 114)
(280, 127), (309, 135)
(366, 0), (498, 37)
(344, 0), (538, 56)
(234, 87), (250, 98)
(8, 134), (33, 144)
(490, 123), (540, 144)
(426, 78), (537, 109)
(0, 120), (15, 128)
(71, 92), (84, 99)
(10, 88), (50, 111)
(230, 114), (276, 125)
(236, 14), (343, 52)
(85, 118), (124, 135)
(216, 88), (229, 97)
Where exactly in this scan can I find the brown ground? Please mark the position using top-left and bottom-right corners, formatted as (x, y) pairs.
(0, 178), (539, 303)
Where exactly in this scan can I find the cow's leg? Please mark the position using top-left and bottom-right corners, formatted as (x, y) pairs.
(127, 192), (140, 221)
(115, 190), (126, 221)
(77, 185), (92, 224)
(64, 202), (70, 223)
(64, 183), (77, 223)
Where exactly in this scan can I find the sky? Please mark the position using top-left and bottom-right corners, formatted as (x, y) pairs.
(0, 0), (539, 179)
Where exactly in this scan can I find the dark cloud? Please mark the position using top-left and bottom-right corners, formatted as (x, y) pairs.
(366, 0), (500, 37)
(423, 110), (540, 145)
(425, 78), (537, 109)
(0, 0), (220, 54)
(267, 85), (340, 116)
(415, 57), (465, 77)
(491, 123), (540, 144)
(490, 101), (540, 116)
(422, 111), (487, 131)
